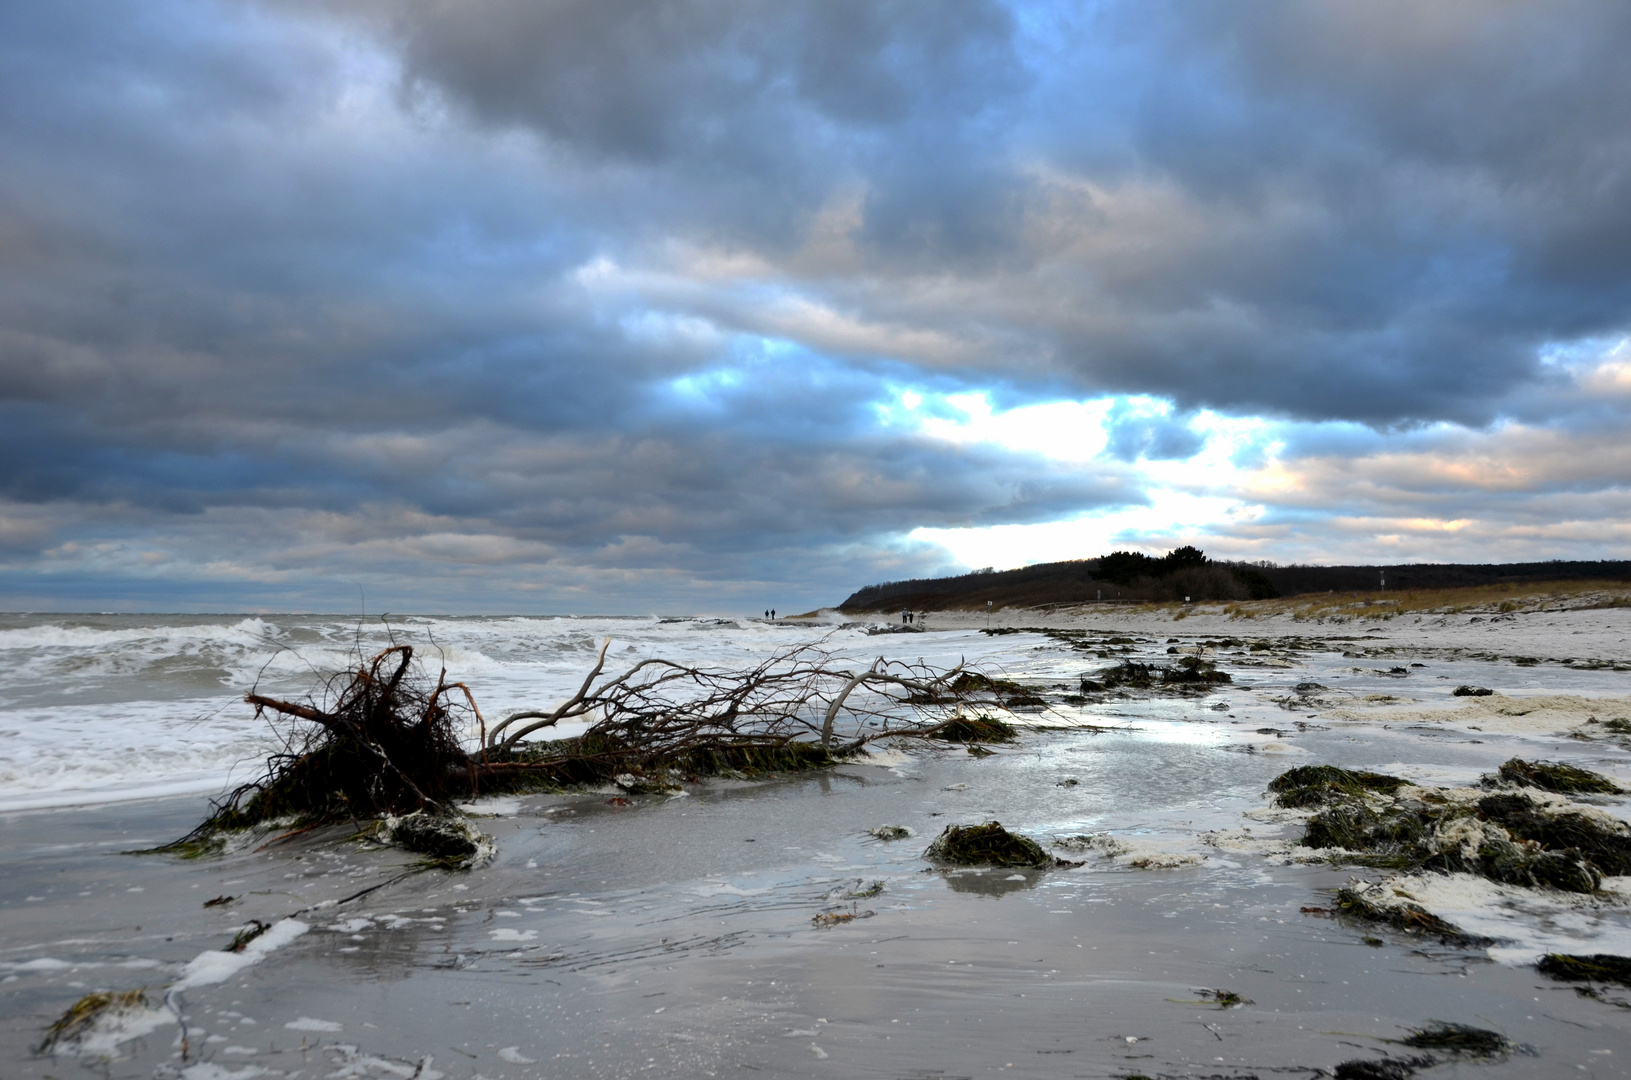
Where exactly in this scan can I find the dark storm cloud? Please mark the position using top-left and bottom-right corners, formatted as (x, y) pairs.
(3, 0), (1631, 609)
(315, 0), (1631, 422)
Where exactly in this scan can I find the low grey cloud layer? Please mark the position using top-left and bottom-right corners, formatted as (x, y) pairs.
(2, 1), (1630, 612)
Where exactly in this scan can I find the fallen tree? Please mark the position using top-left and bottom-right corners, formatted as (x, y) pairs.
(167, 637), (1016, 854)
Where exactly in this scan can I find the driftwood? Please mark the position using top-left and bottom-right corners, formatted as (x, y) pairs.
(180, 637), (1015, 841)
(483, 639), (975, 760)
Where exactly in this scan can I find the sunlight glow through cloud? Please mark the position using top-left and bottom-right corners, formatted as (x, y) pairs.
(876, 388), (1277, 568)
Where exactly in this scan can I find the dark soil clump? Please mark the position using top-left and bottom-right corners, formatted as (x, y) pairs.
(1453, 685), (1493, 696)
(924, 821), (1053, 868)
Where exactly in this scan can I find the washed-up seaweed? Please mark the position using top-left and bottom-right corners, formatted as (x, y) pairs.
(1334, 888), (1483, 943)
(1273, 760), (1630, 892)
(36, 990), (149, 1055)
(1475, 793), (1631, 874)
(384, 811), (494, 870)
(1332, 1055), (1435, 1080)
(1087, 656), (1231, 693)
(1269, 764), (1408, 808)
(1536, 952), (1631, 986)
(1485, 757), (1624, 794)
(924, 821), (1054, 868)
(931, 714), (1018, 743)
(1399, 1021), (1510, 1058)
(868, 825), (912, 841)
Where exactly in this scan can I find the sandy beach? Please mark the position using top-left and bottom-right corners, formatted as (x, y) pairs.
(4, 606), (1631, 1078)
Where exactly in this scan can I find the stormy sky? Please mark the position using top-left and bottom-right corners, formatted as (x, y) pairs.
(3, 0), (1631, 613)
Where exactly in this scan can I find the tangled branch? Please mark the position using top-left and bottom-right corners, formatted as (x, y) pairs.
(176, 636), (1018, 844)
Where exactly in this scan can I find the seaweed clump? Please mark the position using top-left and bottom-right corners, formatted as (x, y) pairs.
(924, 821), (1054, 868)
(1334, 887), (1482, 943)
(944, 672), (1046, 708)
(1090, 656), (1231, 692)
(1332, 1056), (1436, 1080)
(385, 811), (494, 870)
(1271, 762), (1628, 893)
(1486, 757), (1623, 794)
(1536, 952), (1631, 987)
(1399, 1021), (1510, 1058)
(932, 714), (1017, 743)
(36, 990), (150, 1055)
(1269, 765), (1409, 808)
(1475, 793), (1631, 875)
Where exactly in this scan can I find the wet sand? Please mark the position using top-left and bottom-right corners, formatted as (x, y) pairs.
(6, 606), (1631, 1078)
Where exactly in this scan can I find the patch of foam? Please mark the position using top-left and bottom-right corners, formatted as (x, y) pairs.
(1350, 871), (1631, 964)
(488, 928), (537, 942)
(1056, 832), (1208, 869)
(56, 1000), (175, 1058)
(691, 881), (770, 898)
(856, 746), (911, 768)
(1326, 693), (1631, 743)
(285, 1016), (343, 1031)
(321, 1045), (444, 1079)
(3, 957), (74, 972)
(180, 1065), (268, 1080)
(172, 919), (308, 991)
(455, 795), (526, 817)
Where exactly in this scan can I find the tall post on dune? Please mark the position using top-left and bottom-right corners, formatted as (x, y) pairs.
(986, 599), (992, 629)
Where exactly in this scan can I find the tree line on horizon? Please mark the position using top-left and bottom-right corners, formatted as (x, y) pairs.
(838, 552), (1631, 612)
